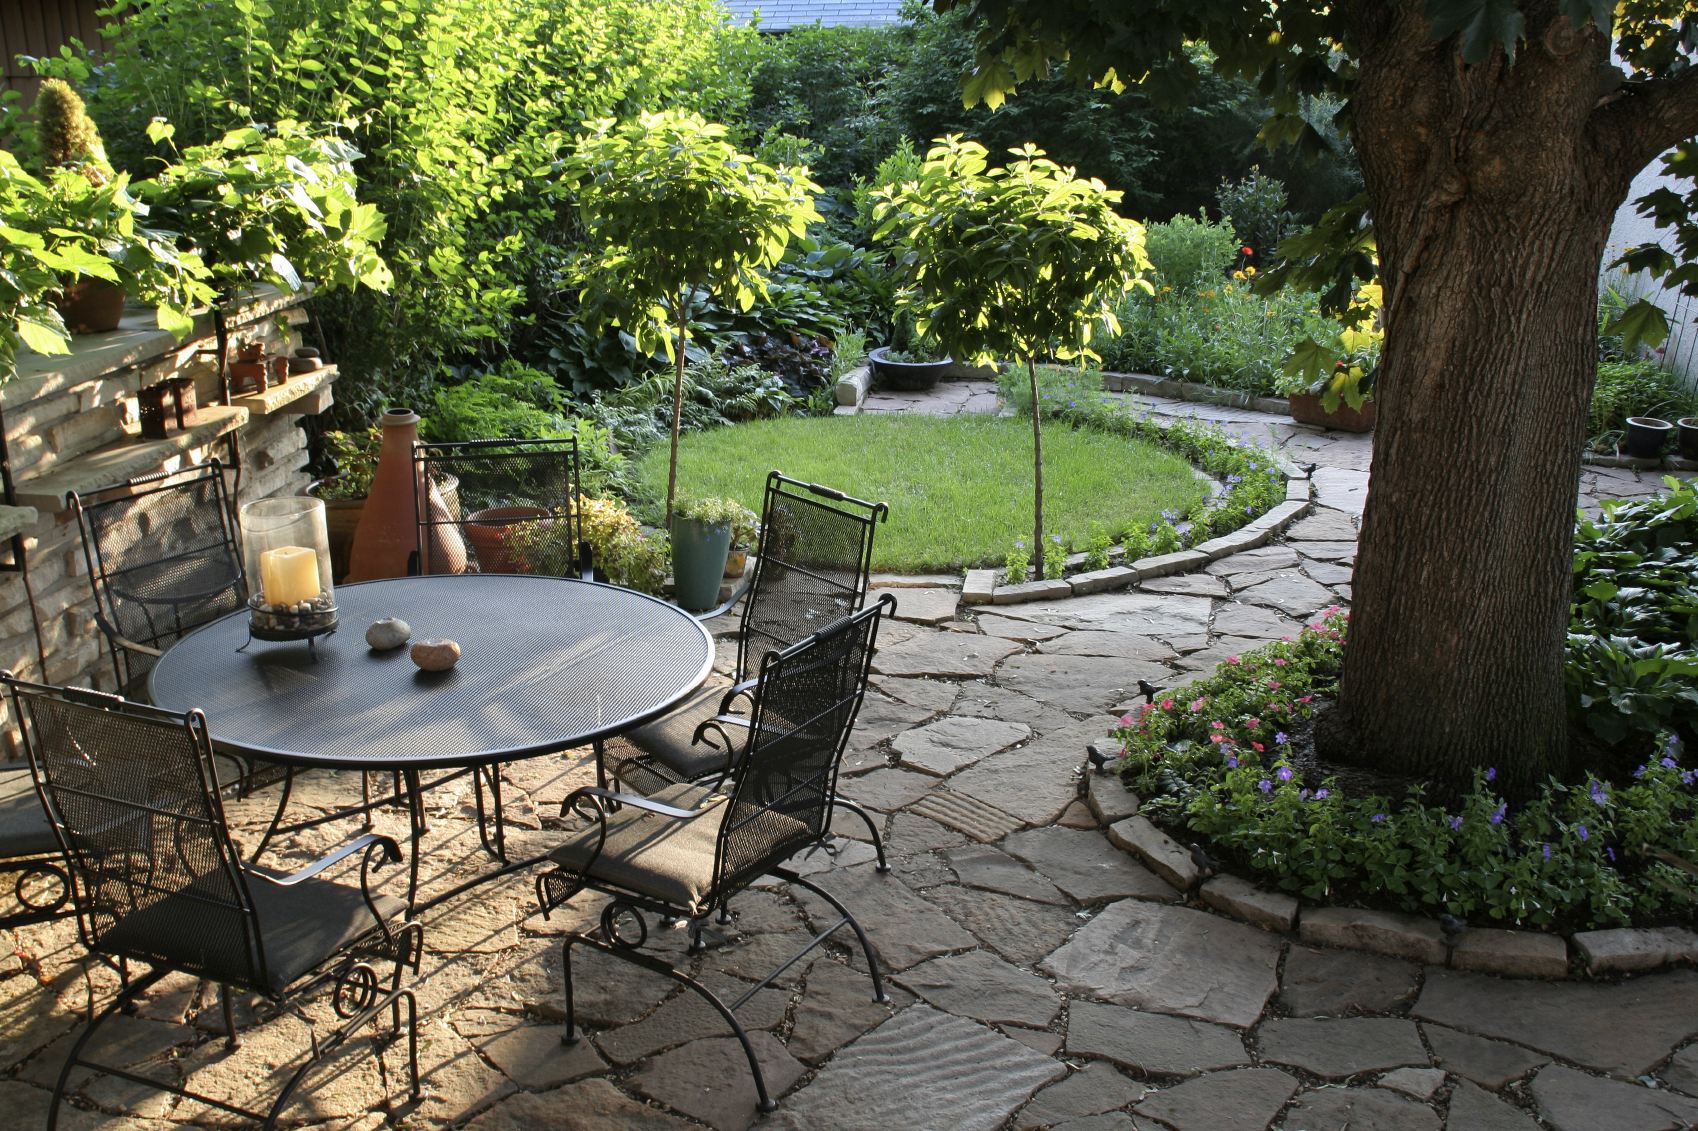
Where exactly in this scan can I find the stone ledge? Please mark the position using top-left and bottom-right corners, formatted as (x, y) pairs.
(962, 569), (997, 604)
(1450, 927), (1569, 978)
(1099, 370), (1290, 417)
(1300, 906), (1448, 964)
(1201, 875), (1297, 931)
(231, 364), (338, 416)
(1572, 926), (1698, 975)
(835, 364), (871, 408)
(0, 506), (38, 542)
(1128, 549), (1209, 578)
(992, 577), (1072, 604)
(1107, 814), (1199, 889)
(16, 405), (248, 512)
(1068, 565), (1137, 596)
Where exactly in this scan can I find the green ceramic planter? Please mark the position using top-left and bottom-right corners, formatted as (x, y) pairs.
(671, 517), (732, 611)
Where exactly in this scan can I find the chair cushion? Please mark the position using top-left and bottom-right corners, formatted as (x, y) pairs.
(621, 679), (738, 781)
(548, 783), (802, 914)
(100, 871), (407, 995)
(0, 768), (59, 859)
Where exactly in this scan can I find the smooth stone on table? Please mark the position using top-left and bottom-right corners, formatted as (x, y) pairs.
(1255, 1017), (1430, 1079)
(774, 1005), (1066, 1131)
(1277, 948), (1419, 1017)
(1279, 1085), (1440, 1131)
(1042, 901), (1281, 1029)
(411, 638), (461, 671)
(1423, 1025), (1550, 1090)
(1528, 1064), (1698, 1131)
(365, 616), (411, 649)
(1571, 926), (1698, 974)
(1132, 1068), (1298, 1131)
(1199, 874), (1297, 931)
(1000, 825), (1178, 906)
(1300, 906), (1449, 964)
(1413, 966), (1698, 1076)
(1063, 1000), (1248, 1075)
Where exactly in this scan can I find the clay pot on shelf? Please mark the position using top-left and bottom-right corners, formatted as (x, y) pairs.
(1289, 393), (1376, 433)
(54, 279), (126, 334)
(1623, 416), (1673, 460)
(464, 506), (550, 574)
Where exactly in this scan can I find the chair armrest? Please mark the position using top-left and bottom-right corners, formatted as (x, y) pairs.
(691, 713), (750, 753)
(244, 833), (403, 887)
(559, 785), (720, 821)
(716, 676), (760, 717)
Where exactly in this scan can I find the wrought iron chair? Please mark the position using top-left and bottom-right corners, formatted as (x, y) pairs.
(609, 472), (890, 863)
(534, 597), (893, 1113)
(0, 760), (71, 928)
(69, 460), (246, 698)
(1, 674), (422, 1131)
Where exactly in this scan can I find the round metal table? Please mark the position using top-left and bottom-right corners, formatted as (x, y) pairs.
(149, 574), (714, 910)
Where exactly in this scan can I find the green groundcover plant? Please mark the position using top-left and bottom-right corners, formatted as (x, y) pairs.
(1116, 477), (1698, 929)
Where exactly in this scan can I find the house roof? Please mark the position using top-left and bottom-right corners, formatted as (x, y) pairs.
(721, 0), (910, 31)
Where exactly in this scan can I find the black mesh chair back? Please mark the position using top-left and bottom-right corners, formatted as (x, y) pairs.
(6, 679), (266, 989)
(735, 473), (887, 680)
(711, 596), (887, 896)
(69, 461), (245, 693)
(413, 438), (585, 578)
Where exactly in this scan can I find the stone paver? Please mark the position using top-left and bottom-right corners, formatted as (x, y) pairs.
(1415, 967), (1698, 1076)
(1133, 1068), (1298, 1131)
(1445, 1080), (1542, 1131)
(1571, 926), (1698, 975)
(872, 632), (1023, 678)
(1661, 1044), (1698, 1097)
(1285, 508), (1358, 540)
(1529, 1064), (1698, 1131)
(989, 591), (1214, 636)
(976, 613), (1070, 641)
(893, 716), (1030, 776)
(838, 766), (937, 812)
(1279, 1086), (1439, 1130)
(1001, 826), (1179, 906)
(1040, 631), (1179, 661)
(1256, 1017), (1429, 1079)
(909, 791), (1027, 842)
(892, 950), (1063, 1028)
(845, 690), (935, 754)
(1277, 948), (1420, 1017)
(921, 884), (1083, 965)
(1200, 875), (1296, 931)
(1450, 927), (1570, 978)
(1087, 773), (1141, 825)
(945, 843), (1069, 904)
(871, 675), (961, 712)
(475, 1024), (607, 1086)
(1142, 573), (1230, 598)
(793, 863), (978, 972)
(1107, 815), (1201, 890)
(1423, 1024), (1550, 1089)
(463, 1079), (696, 1130)
(1210, 602), (1303, 638)
(1043, 902), (1282, 1028)
(1377, 1067), (1444, 1100)
(1206, 546), (1300, 575)
(950, 720), (1114, 828)
(1301, 907), (1448, 964)
(787, 961), (914, 1064)
(1016, 1060), (1147, 1130)
(1065, 1001), (1248, 1075)
(870, 586), (960, 624)
(997, 653), (1170, 713)
(629, 1032), (805, 1131)
(775, 1006), (1066, 1131)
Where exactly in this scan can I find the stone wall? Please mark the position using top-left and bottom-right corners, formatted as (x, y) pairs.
(0, 289), (336, 752)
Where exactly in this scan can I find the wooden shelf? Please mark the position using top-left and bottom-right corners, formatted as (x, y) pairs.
(16, 406), (248, 513)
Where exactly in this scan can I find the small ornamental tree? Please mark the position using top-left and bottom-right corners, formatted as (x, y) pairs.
(562, 111), (820, 523)
(874, 137), (1149, 554)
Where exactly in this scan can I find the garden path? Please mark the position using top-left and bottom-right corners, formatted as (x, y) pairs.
(5, 378), (1697, 1131)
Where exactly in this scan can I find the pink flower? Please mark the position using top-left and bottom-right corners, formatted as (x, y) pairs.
(1268, 682), (1282, 689)
(1120, 715), (1134, 725)
(1247, 718), (1261, 728)
(1210, 734), (1226, 744)
(1227, 655), (1240, 664)
(1191, 699), (1206, 712)
(1252, 742), (1265, 753)
(1273, 658), (1287, 666)
(1298, 695), (1314, 703)
(1160, 699), (1174, 710)
(1280, 636), (1292, 642)
(1211, 721), (1225, 730)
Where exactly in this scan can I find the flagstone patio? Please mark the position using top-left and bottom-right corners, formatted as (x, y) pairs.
(5, 377), (1697, 1131)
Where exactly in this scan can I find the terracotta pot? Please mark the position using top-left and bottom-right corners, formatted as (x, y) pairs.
(301, 478), (363, 584)
(346, 408), (426, 581)
(464, 506), (550, 574)
(724, 548), (748, 578)
(1289, 393), (1376, 433)
(54, 279), (126, 334)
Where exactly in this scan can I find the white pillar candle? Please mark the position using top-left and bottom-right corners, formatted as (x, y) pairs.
(261, 545), (320, 607)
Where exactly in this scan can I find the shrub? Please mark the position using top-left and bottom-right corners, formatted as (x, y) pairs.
(1100, 284), (1336, 396)
(1589, 360), (1698, 446)
(1141, 212), (1238, 293)
(1215, 168), (1298, 266)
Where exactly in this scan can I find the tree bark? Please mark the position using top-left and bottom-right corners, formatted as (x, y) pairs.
(1028, 354), (1044, 566)
(665, 295), (689, 530)
(1331, 5), (1660, 795)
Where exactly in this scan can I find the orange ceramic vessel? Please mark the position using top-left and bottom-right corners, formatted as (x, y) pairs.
(346, 408), (426, 581)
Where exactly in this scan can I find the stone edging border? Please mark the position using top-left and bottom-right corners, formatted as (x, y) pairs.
(1100, 370), (1293, 417)
(1583, 450), (1698, 472)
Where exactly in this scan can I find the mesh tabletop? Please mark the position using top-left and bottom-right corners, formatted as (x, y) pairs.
(147, 575), (714, 770)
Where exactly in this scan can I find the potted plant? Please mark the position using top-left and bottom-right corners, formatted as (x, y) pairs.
(874, 137), (1148, 557)
(869, 307), (952, 390)
(671, 496), (744, 611)
(301, 427), (382, 582)
(1623, 416), (1674, 459)
(32, 79), (128, 332)
(1278, 303), (1380, 432)
(723, 502), (761, 578)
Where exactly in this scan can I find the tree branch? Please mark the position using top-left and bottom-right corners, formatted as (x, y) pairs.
(1594, 65), (1698, 178)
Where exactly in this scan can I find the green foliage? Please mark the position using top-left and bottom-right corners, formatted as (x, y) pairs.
(1083, 526), (1114, 571)
(1041, 534), (1067, 580)
(1004, 541), (1031, 584)
(580, 498), (670, 593)
(562, 110), (821, 362)
(1141, 213), (1238, 294)
(588, 357), (800, 456)
(319, 427), (383, 499)
(419, 364), (572, 444)
(1116, 612), (1698, 929)
(1570, 478), (1698, 745)
(674, 495), (757, 528)
(33, 78), (110, 179)
(1588, 360), (1698, 447)
(1215, 169), (1297, 267)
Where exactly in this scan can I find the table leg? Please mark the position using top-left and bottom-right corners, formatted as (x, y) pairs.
(473, 763), (508, 864)
(404, 768), (425, 916)
(249, 767), (296, 865)
(594, 739), (607, 791)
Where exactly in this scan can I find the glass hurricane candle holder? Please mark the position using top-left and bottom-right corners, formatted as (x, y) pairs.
(240, 496), (339, 644)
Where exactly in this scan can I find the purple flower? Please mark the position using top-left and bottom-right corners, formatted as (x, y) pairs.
(1226, 757), (1239, 769)
(1450, 816), (1463, 831)
(1258, 779), (1272, 794)
(1277, 767), (1293, 782)
(1314, 789), (1329, 799)
(1490, 804), (1506, 825)
(1275, 731), (1289, 745)
(1577, 825), (1590, 841)
(1486, 767), (1497, 781)
(1590, 782), (1608, 805)
(1608, 846), (1617, 862)
(1636, 764), (1647, 778)
(1665, 756), (1680, 769)
(1542, 844), (1552, 860)
(1684, 771), (1696, 786)
(1371, 813), (1385, 823)
(1299, 789), (1312, 801)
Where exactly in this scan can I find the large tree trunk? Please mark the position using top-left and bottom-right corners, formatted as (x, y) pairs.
(1330, 7), (1659, 796)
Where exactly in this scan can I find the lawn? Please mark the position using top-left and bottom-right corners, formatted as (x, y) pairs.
(635, 414), (1205, 572)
